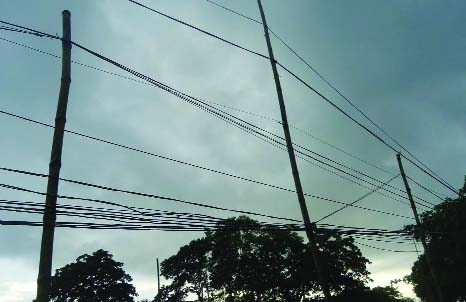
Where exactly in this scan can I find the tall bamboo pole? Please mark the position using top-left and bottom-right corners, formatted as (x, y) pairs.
(396, 153), (444, 302)
(35, 10), (72, 302)
(256, 1), (331, 300)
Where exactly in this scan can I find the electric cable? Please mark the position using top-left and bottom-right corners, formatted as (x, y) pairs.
(0, 21), (450, 201)
(0, 168), (415, 221)
(201, 0), (458, 195)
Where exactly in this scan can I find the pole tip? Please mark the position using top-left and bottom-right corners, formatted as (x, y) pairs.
(62, 10), (71, 16)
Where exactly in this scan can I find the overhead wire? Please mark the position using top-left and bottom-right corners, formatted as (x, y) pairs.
(0, 35), (400, 179)
(0, 177), (300, 223)
(76, 41), (440, 209)
(0, 18), (457, 195)
(121, 0), (404, 162)
(0, 200), (297, 230)
(0, 69), (435, 212)
(60, 35), (437, 209)
(0, 22), (443, 207)
(0, 218), (418, 240)
(200, 0), (458, 195)
(0, 39), (430, 209)
(275, 62), (458, 196)
(205, 0), (262, 25)
(354, 241), (417, 253)
(0, 167), (415, 221)
(0, 22), (441, 221)
(7, 199), (412, 235)
(406, 175), (446, 201)
(3, 35), (445, 206)
(316, 174), (400, 223)
(0, 108), (427, 218)
(0, 200), (223, 225)
(126, 0), (268, 59)
(0, 199), (418, 242)
(0, 16), (454, 262)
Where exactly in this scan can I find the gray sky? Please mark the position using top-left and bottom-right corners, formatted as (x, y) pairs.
(1, 0), (465, 300)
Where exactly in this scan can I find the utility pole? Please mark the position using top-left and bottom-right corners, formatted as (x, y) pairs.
(396, 153), (445, 302)
(157, 258), (160, 295)
(35, 10), (71, 302)
(256, 1), (331, 300)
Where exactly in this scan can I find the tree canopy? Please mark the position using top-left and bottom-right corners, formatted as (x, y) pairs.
(329, 286), (415, 302)
(156, 216), (372, 301)
(405, 176), (466, 302)
(50, 249), (138, 302)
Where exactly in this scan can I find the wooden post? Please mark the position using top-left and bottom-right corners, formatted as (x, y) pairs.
(256, 1), (331, 300)
(35, 10), (71, 302)
(396, 153), (444, 302)
(157, 258), (160, 295)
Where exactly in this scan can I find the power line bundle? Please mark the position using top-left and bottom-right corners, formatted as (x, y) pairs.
(0, 11), (455, 258)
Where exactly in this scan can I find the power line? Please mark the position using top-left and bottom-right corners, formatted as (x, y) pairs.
(0, 26), (48, 37)
(3, 51), (439, 212)
(276, 62), (458, 195)
(0, 201), (418, 241)
(316, 174), (400, 223)
(205, 0), (262, 24)
(354, 241), (417, 253)
(354, 236), (413, 245)
(0, 38), (426, 207)
(0, 46), (436, 210)
(0, 109), (424, 218)
(0, 20), (57, 39)
(0, 166), (415, 221)
(0, 36), (399, 179)
(64, 38), (438, 209)
(0, 22), (447, 205)
(0, 198), (416, 239)
(0, 24), (441, 213)
(0, 200), (297, 230)
(0, 218), (417, 240)
(5, 35), (447, 205)
(126, 0), (268, 59)
(0, 200), (223, 226)
(0, 177), (300, 223)
(0, 110), (303, 199)
(1, 202), (421, 254)
(0, 18), (458, 195)
(406, 175), (446, 201)
(115, 2), (404, 165)
(201, 0), (458, 196)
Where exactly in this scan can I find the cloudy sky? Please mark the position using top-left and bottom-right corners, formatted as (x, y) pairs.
(1, 0), (465, 301)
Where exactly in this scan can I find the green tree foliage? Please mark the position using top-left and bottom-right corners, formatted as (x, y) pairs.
(50, 249), (138, 302)
(156, 216), (371, 301)
(405, 176), (466, 302)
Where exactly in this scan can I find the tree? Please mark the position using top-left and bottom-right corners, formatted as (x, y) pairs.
(161, 238), (212, 301)
(154, 284), (188, 302)
(405, 176), (466, 302)
(329, 286), (415, 302)
(157, 216), (371, 301)
(50, 249), (138, 302)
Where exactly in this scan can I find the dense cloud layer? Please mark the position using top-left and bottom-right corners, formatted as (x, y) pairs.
(0, 0), (465, 300)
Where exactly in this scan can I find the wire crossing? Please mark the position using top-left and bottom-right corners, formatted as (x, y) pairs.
(0, 165), (415, 221)
(0, 103), (433, 212)
(1, 34), (446, 205)
(0, 19), (455, 196)
(201, 0), (458, 195)
(0, 19), (454, 245)
(0, 109), (423, 214)
(0, 36), (440, 209)
(316, 174), (400, 223)
(127, 0), (268, 59)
